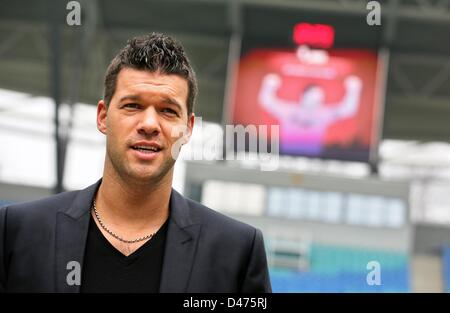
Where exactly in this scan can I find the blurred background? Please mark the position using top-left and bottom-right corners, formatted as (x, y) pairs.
(1, 0), (450, 292)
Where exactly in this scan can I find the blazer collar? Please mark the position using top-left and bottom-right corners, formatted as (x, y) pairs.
(55, 180), (101, 292)
(55, 179), (202, 293)
(159, 188), (202, 293)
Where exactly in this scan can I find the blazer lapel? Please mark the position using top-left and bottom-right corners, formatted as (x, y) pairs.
(55, 180), (101, 292)
(159, 189), (202, 293)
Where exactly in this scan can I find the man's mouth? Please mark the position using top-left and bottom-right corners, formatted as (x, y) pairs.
(131, 145), (162, 153)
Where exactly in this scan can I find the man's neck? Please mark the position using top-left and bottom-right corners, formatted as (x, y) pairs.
(95, 167), (172, 230)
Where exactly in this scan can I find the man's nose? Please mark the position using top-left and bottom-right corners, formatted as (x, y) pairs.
(137, 107), (161, 136)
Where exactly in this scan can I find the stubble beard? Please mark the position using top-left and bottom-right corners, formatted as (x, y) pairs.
(106, 140), (175, 187)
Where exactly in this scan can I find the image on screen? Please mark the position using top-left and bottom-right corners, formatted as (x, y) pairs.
(230, 46), (383, 162)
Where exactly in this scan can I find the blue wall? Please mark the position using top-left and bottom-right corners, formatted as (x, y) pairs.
(270, 244), (410, 292)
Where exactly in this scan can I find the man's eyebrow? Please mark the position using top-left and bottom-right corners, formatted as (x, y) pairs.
(119, 94), (141, 102)
(161, 97), (183, 112)
(118, 94), (183, 112)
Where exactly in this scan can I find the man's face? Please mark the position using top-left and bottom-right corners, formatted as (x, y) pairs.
(97, 68), (194, 184)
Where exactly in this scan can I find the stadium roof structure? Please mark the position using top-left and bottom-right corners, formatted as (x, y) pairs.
(0, 0), (450, 141)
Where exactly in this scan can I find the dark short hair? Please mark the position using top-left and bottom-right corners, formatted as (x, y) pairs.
(103, 32), (197, 115)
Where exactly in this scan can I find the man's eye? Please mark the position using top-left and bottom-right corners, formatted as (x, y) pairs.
(162, 108), (178, 115)
(123, 103), (139, 109)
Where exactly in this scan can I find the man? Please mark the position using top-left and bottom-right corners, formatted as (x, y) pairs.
(0, 33), (272, 293)
(259, 73), (362, 156)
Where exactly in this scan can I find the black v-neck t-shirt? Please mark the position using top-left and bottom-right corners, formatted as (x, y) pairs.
(80, 215), (168, 293)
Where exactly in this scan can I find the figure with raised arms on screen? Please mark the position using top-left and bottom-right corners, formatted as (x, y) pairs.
(259, 73), (362, 155)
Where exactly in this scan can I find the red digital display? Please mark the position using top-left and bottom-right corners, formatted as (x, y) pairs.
(293, 23), (335, 49)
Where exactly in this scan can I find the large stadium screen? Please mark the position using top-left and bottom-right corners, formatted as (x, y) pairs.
(229, 28), (385, 162)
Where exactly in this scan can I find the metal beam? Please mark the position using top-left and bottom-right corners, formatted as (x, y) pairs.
(48, 0), (63, 194)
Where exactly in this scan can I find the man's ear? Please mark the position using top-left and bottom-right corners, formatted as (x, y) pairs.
(97, 100), (107, 135)
(184, 113), (195, 144)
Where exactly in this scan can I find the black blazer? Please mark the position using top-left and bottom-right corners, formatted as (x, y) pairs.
(0, 180), (272, 293)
